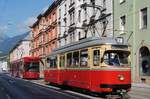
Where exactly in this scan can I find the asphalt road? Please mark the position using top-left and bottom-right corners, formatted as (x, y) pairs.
(0, 73), (100, 99)
(3, 72), (150, 99)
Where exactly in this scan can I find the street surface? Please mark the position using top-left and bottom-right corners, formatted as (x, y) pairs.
(129, 86), (150, 99)
(0, 73), (101, 99)
(1, 73), (150, 99)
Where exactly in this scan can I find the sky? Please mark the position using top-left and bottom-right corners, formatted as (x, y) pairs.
(0, 0), (52, 37)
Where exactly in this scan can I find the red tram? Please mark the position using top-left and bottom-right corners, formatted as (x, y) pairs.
(44, 37), (131, 97)
(10, 57), (40, 79)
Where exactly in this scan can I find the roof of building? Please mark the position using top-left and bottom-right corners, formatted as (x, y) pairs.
(30, 1), (57, 28)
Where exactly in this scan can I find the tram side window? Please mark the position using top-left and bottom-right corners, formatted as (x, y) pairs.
(80, 49), (88, 67)
(73, 51), (79, 67)
(60, 55), (65, 67)
(67, 53), (72, 67)
(50, 58), (57, 68)
(93, 50), (100, 66)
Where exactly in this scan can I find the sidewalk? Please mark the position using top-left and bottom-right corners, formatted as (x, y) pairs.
(31, 79), (150, 89)
(132, 83), (150, 89)
(30, 78), (45, 85)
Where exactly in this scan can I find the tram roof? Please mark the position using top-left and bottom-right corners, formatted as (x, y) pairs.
(50, 37), (128, 56)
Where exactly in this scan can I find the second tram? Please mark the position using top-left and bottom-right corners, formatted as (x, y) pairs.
(10, 56), (40, 79)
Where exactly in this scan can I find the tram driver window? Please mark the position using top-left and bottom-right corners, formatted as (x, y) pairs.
(80, 49), (88, 67)
(93, 50), (100, 66)
(103, 51), (130, 66)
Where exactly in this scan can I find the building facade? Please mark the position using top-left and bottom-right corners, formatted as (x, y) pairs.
(30, 1), (58, 76)
(0, 56), (8, 72)
(9, 35), (30, 63)
(114, 0), (150, 84)
(57, 0), (113, 47)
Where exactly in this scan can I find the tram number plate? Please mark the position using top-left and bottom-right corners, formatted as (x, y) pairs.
(117, 89), (127, 93)
(106, 95), (120, 99)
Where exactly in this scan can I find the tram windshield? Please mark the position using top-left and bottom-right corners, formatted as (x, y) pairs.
(103, 50), (130, 67)
(25, 62), (39, 72)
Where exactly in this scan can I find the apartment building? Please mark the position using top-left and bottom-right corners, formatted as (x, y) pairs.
(57, 0), (113, 47)
(30, 1), (58, 76)
(114, 0), (150, 84)
(9, 33), (30, 63)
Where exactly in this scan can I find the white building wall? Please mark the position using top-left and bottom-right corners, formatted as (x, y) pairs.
(57, 0), (113, 47)
(2, 62), (7, 71)
(10, 40), (30, 62)
(0, 57), (8, 72)
(0, 61), (3, 72)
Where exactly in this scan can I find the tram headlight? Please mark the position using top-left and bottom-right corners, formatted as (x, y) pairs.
(118, 75), (125, 81)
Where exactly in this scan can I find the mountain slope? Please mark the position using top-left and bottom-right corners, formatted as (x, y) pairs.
(0, 32), (29, 56)
(0, 33), (9, 43)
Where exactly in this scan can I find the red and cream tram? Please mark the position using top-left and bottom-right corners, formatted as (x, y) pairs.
(10, 57), (40, 79)
(44, 37), (131, 96)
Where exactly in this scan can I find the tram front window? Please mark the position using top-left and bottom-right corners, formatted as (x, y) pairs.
(103, 50), (130, 66)
(25, 62), (39, 72)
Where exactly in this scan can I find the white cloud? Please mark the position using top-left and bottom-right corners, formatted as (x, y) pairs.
(41, 6), (49, 14)
(0, 25), (8, 33)
(24, 17), (37, 26)
(17, 5), (49, 33)
(17, 17), (37, 33)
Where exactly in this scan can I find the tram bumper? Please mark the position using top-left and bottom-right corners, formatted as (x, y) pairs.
(100, 84), (131, 93)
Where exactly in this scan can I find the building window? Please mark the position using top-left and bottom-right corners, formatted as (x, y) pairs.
(65, 4), (67, 15)
(120, 0), (125, 4)
(84, 7), (87, 20)
(64, 19), (67, 31)
(120, 15), (126, 34)
(70, 11), (75, 25)
(59, 9), (61, 19)
(65, 38), (67, 45)
(78, 32), (81, 40)
(78, 10), (81, 22)
(59, 22), (61, 36)
(58, 40), (61, 47)
(103, 0), (106, 9)
(140, 7), (147, 29)
(92, 25), (96, 36)
(70, 33), (75, 43)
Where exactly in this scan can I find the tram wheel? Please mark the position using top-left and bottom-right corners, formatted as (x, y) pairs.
(120, 93), (130, 99)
